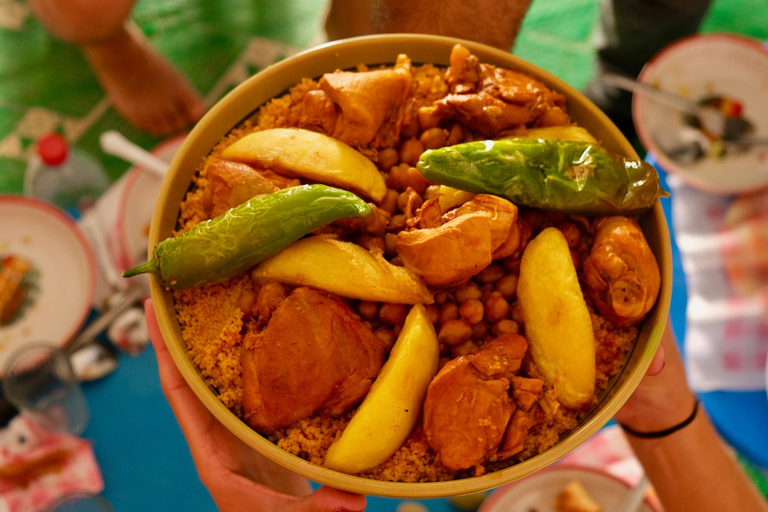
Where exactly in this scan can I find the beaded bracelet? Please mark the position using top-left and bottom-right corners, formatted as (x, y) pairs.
(619, 400), (700, 439)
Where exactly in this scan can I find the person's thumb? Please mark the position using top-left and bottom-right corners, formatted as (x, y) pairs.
(293, 486), (366, 512)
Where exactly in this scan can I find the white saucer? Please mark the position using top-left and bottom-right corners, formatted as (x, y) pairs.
(0, 196), (96, 376)
(479, 465), (660, 512)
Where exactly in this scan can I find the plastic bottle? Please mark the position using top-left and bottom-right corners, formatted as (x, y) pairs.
(24, 133), (110, 211)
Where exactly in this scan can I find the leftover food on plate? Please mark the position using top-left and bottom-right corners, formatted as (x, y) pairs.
(555, 480), (602, 512)
(126, 44), (662, 482)
(0, 255), (36, 327)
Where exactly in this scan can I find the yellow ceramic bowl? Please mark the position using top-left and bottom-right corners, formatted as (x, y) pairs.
(149, 34), (672, 499)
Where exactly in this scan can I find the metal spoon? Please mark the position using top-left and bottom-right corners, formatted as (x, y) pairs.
(70, 342), (119, 382)
(601, 72), (753, 142)
(653, 125), (711, 165)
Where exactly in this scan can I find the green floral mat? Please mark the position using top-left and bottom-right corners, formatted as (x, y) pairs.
(0, 0), (765, 195)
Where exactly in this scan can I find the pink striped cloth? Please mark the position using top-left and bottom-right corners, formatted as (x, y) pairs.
(0, 415), (103, 512)
(668, 174), (768, 391)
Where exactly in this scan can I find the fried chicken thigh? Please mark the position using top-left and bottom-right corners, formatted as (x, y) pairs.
(583, 216), (661, 327)
(426, 44), (570, 137)
(241, 287), (386, 433)
(300, 55), (413, 148)
(397, 195), (520, 286)
(203, 159), (299, 217)
(423, 334), (532, 471)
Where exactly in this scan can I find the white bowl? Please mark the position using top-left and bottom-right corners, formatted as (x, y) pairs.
(634, 33), (768, 194)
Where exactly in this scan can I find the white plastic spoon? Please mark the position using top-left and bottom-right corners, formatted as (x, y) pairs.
(99, 130), (168, 178)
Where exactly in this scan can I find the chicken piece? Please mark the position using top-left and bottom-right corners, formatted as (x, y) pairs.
(583, 216), (661, 327)
(251, 282), (287, 328)
(203, 160), (300, 217)
(496, 409), (532, 461)
(241, 287), (386, 434)
(408, 197), (443, 229)
(334, 203), (391, 235)
(397, 195), (519, 286)
(301, 55), (412, 148)
(432, 44), (570, 138)
(423, 334), (528, 471)
(511, 376), (544, 411)
(433, 92), (530, 138)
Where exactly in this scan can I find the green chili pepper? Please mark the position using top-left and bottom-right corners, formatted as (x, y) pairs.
(417, 139), (664, 215)
(123, 184), (370, 289)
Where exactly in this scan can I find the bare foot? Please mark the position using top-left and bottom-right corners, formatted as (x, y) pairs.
(83, 24), (205, 136)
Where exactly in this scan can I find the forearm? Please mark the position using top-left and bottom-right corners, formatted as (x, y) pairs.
(370, 0), (530, 51)
(626, 409), (768, 512)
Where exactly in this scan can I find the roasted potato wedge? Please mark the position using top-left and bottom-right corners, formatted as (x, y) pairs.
(518, 227), (595, 409)
(252, 235), (433, 304)
(221, 128), (387, 202)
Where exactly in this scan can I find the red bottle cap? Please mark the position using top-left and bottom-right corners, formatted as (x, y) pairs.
(36, 134), (69, 166)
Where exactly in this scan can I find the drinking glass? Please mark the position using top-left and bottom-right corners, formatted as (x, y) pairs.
(3, 343), (89, 435)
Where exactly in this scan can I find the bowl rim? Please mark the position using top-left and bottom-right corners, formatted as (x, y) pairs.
(149, 33), (672, 498)
(632, 32), (768, 195)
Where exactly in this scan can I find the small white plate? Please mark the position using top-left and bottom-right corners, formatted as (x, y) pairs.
(115, 135), (186, 271)
(479, 465), (660, 512)
(0, 196), (96, 376)
(634, 34), (768, 194)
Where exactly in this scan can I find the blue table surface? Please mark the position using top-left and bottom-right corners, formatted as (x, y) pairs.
(81, 167), (768, 512)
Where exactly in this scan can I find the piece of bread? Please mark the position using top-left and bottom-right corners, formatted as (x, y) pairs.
(555, 480), (602, 512)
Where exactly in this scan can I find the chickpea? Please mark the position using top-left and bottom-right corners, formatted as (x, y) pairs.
(503, 256), (521, 273)
(439, 343), (450, 356)
(475, 264), (505, 285)
(495, 274), (519, 300)
(378, 147), (399, 171)
(480, 283), (495, 302)
(434, 291), (450, 305)
(386, 164), (405, 190)
(401, 111), (420, 138)
(379, 303), (408, 326)
(356, 234), (384, 252)
(492, 319), (519, 336)
(384, 232), (398, 255)
(363, 320), (373, 330)
(380, 188), (399, 215)
(375, 329), (396, 351)
(399, 138), (425, 167)
(388, 213), (406, 231)
(402, 166), (429, 196)
(398, 188), (423, 213)
(423, 184), (441, 201)
(425, 304), (440, 325)
(521, 209), (545, 230)
(439, 303), (460, 324)
(237, 289), (257, 316)
(471, 321), (489, 341)
(451, 340), (480, 358)
(484, 292), (510, 322)
(438, 319), (473, 346)
(558, 221), (581, 249)
(446, 123), (464, 146)
(420, 127), (448, 150)
(391, 256), (404, 266)
(358, 300), (380, 321)
(510, 301), (524, 324)
(455, 283), (482, 303)
(417, 106), (441, 131)
(459, 299), (484, 324)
